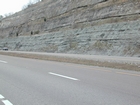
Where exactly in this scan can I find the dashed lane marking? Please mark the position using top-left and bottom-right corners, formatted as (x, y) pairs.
(0, 60), (8, 63)
(0, 94), (13, 105)
(0, 94), (4, 99)
(49, 72), (79, 81)
(2, 100), (13, 105)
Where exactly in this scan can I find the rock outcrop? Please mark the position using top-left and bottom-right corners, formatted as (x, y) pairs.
(0, 0), (140, 56)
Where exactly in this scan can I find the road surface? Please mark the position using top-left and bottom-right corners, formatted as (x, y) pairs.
(0, 55), (140, 105)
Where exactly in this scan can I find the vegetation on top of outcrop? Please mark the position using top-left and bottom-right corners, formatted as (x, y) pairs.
(22, 0), (42, 10)
(0, 0), (42, 19)
(0, 0), (139, 57)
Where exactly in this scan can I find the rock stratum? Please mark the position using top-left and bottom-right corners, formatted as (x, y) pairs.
(0, 0), (140, 57)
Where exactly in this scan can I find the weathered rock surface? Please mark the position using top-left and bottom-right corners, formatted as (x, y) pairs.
(0, 0), (140, 56)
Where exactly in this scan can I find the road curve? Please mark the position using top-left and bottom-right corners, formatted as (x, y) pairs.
(0, 55), (140, 105)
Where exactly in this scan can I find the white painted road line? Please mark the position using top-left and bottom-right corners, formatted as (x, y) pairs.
(49, 72), (79, 81)
(2, 100), (13, 105)
(0, 60), (7, 63)
(0, 94), (4, 99)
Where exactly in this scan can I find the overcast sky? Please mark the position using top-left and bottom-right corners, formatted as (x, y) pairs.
(0, 0), (34, 16)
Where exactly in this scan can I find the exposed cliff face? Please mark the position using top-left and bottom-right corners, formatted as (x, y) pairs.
(0, 0), (140, 56)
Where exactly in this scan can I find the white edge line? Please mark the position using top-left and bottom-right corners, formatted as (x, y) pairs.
(0, 60), (8, 63)
(0, 94), (5, 99)
(2, 100), (13, 105)
(49, 72), (79, 81)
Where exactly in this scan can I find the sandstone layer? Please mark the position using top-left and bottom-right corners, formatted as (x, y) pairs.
(0, 0), (140, 56)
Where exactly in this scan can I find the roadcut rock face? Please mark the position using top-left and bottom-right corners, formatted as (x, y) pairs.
(0, 0), (140, 57)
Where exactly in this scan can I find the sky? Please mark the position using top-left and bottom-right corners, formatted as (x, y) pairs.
(0, 0), (34, 16)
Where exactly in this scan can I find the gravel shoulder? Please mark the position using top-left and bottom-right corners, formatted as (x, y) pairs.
(0, 51), (140, 71)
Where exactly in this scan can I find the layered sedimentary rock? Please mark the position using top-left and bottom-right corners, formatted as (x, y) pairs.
(0, 0), (140, 56)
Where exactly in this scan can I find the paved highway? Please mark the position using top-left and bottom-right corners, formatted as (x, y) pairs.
(0, 55), (140, 105)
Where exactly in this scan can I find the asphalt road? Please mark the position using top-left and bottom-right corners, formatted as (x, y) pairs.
(0, 55), (140, 105)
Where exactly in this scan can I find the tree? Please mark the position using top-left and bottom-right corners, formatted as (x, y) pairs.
(3, 13), (13, 18)
(22, 0), (42, 10)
